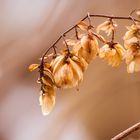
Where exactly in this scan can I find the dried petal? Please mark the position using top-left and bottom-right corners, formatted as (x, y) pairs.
(71, 55), (88, 72)
(69, 58), (83, 84)
(96, 20), (117, 36)
(126, 53), (140, 73)
(28, 64), (39, 72)
(66, 39), (78, 46)
(39, 89), (56, 116)
(77, 21), (88, 31)
(73, 35), (99, 63)
(123, 24), (140, 41)
(51, 55), (65, 74)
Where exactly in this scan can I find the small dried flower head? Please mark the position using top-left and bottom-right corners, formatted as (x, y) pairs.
(99, 43), (125, 67)
(50, 51), (85, 88)
(39, 88), (56, 116)
(73, 34), (99, 63)
(123, 24), (140, 73)
(123, 24), (140, 41)
(125, 42), (140, 73)
(96, 20), (117, 36)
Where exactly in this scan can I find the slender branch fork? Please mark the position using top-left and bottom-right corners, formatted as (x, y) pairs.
(111, 122), (140, 140)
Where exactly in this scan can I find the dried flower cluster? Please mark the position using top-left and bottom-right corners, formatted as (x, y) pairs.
(29, 10), (140, 116)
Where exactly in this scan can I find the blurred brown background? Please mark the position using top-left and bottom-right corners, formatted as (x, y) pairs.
(0, 0), (140, 140)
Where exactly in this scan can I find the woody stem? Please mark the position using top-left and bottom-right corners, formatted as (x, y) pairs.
(111, 122), (140, 140)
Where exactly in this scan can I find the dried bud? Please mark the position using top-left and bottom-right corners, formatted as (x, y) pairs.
(99, 43), (125, 67)
(96, 20), (117, 36)
(71, 56), (88, 72)
(126, 54), (140, 73)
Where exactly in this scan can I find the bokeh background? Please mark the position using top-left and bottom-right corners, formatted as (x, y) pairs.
(0, 0), (140, 140)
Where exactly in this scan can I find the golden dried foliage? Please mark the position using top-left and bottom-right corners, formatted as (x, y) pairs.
(29, 11), (140, 115)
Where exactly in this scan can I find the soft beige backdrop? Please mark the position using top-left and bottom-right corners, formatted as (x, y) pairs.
(0, 0), (140, 140)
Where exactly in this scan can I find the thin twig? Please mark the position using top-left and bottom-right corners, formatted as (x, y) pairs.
(89, 14), (140, 22)
(75, 26), (79, 40)
(111, 122), (140, 140)
(109, 18), (115, 42)
(61, 35), (70, 52)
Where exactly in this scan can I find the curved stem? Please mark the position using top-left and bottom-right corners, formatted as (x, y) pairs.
(109, 18), (115, 43)
(40, 11), (140, 65)
(61, 35), (70, 53)
(111, 122), (140, 140)
(75, 26), (79, 40)
(89, 14), (140, 22)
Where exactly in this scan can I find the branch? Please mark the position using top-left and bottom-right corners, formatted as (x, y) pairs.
(40, 11), (140, 66)
(111, 122), (140, 140)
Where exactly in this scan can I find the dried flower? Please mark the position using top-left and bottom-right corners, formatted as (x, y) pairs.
(29, 61), (56, 115)
(96, 20), (117, 36)
(123, 24), (140, 73)
(73, 34), (99, 63)
(50, 51), (84, 88)
(125, 42), (140, 73)
(99, 43), (125, 67)
(123, 24), (140, 41)
(39, 62), (56, 115)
